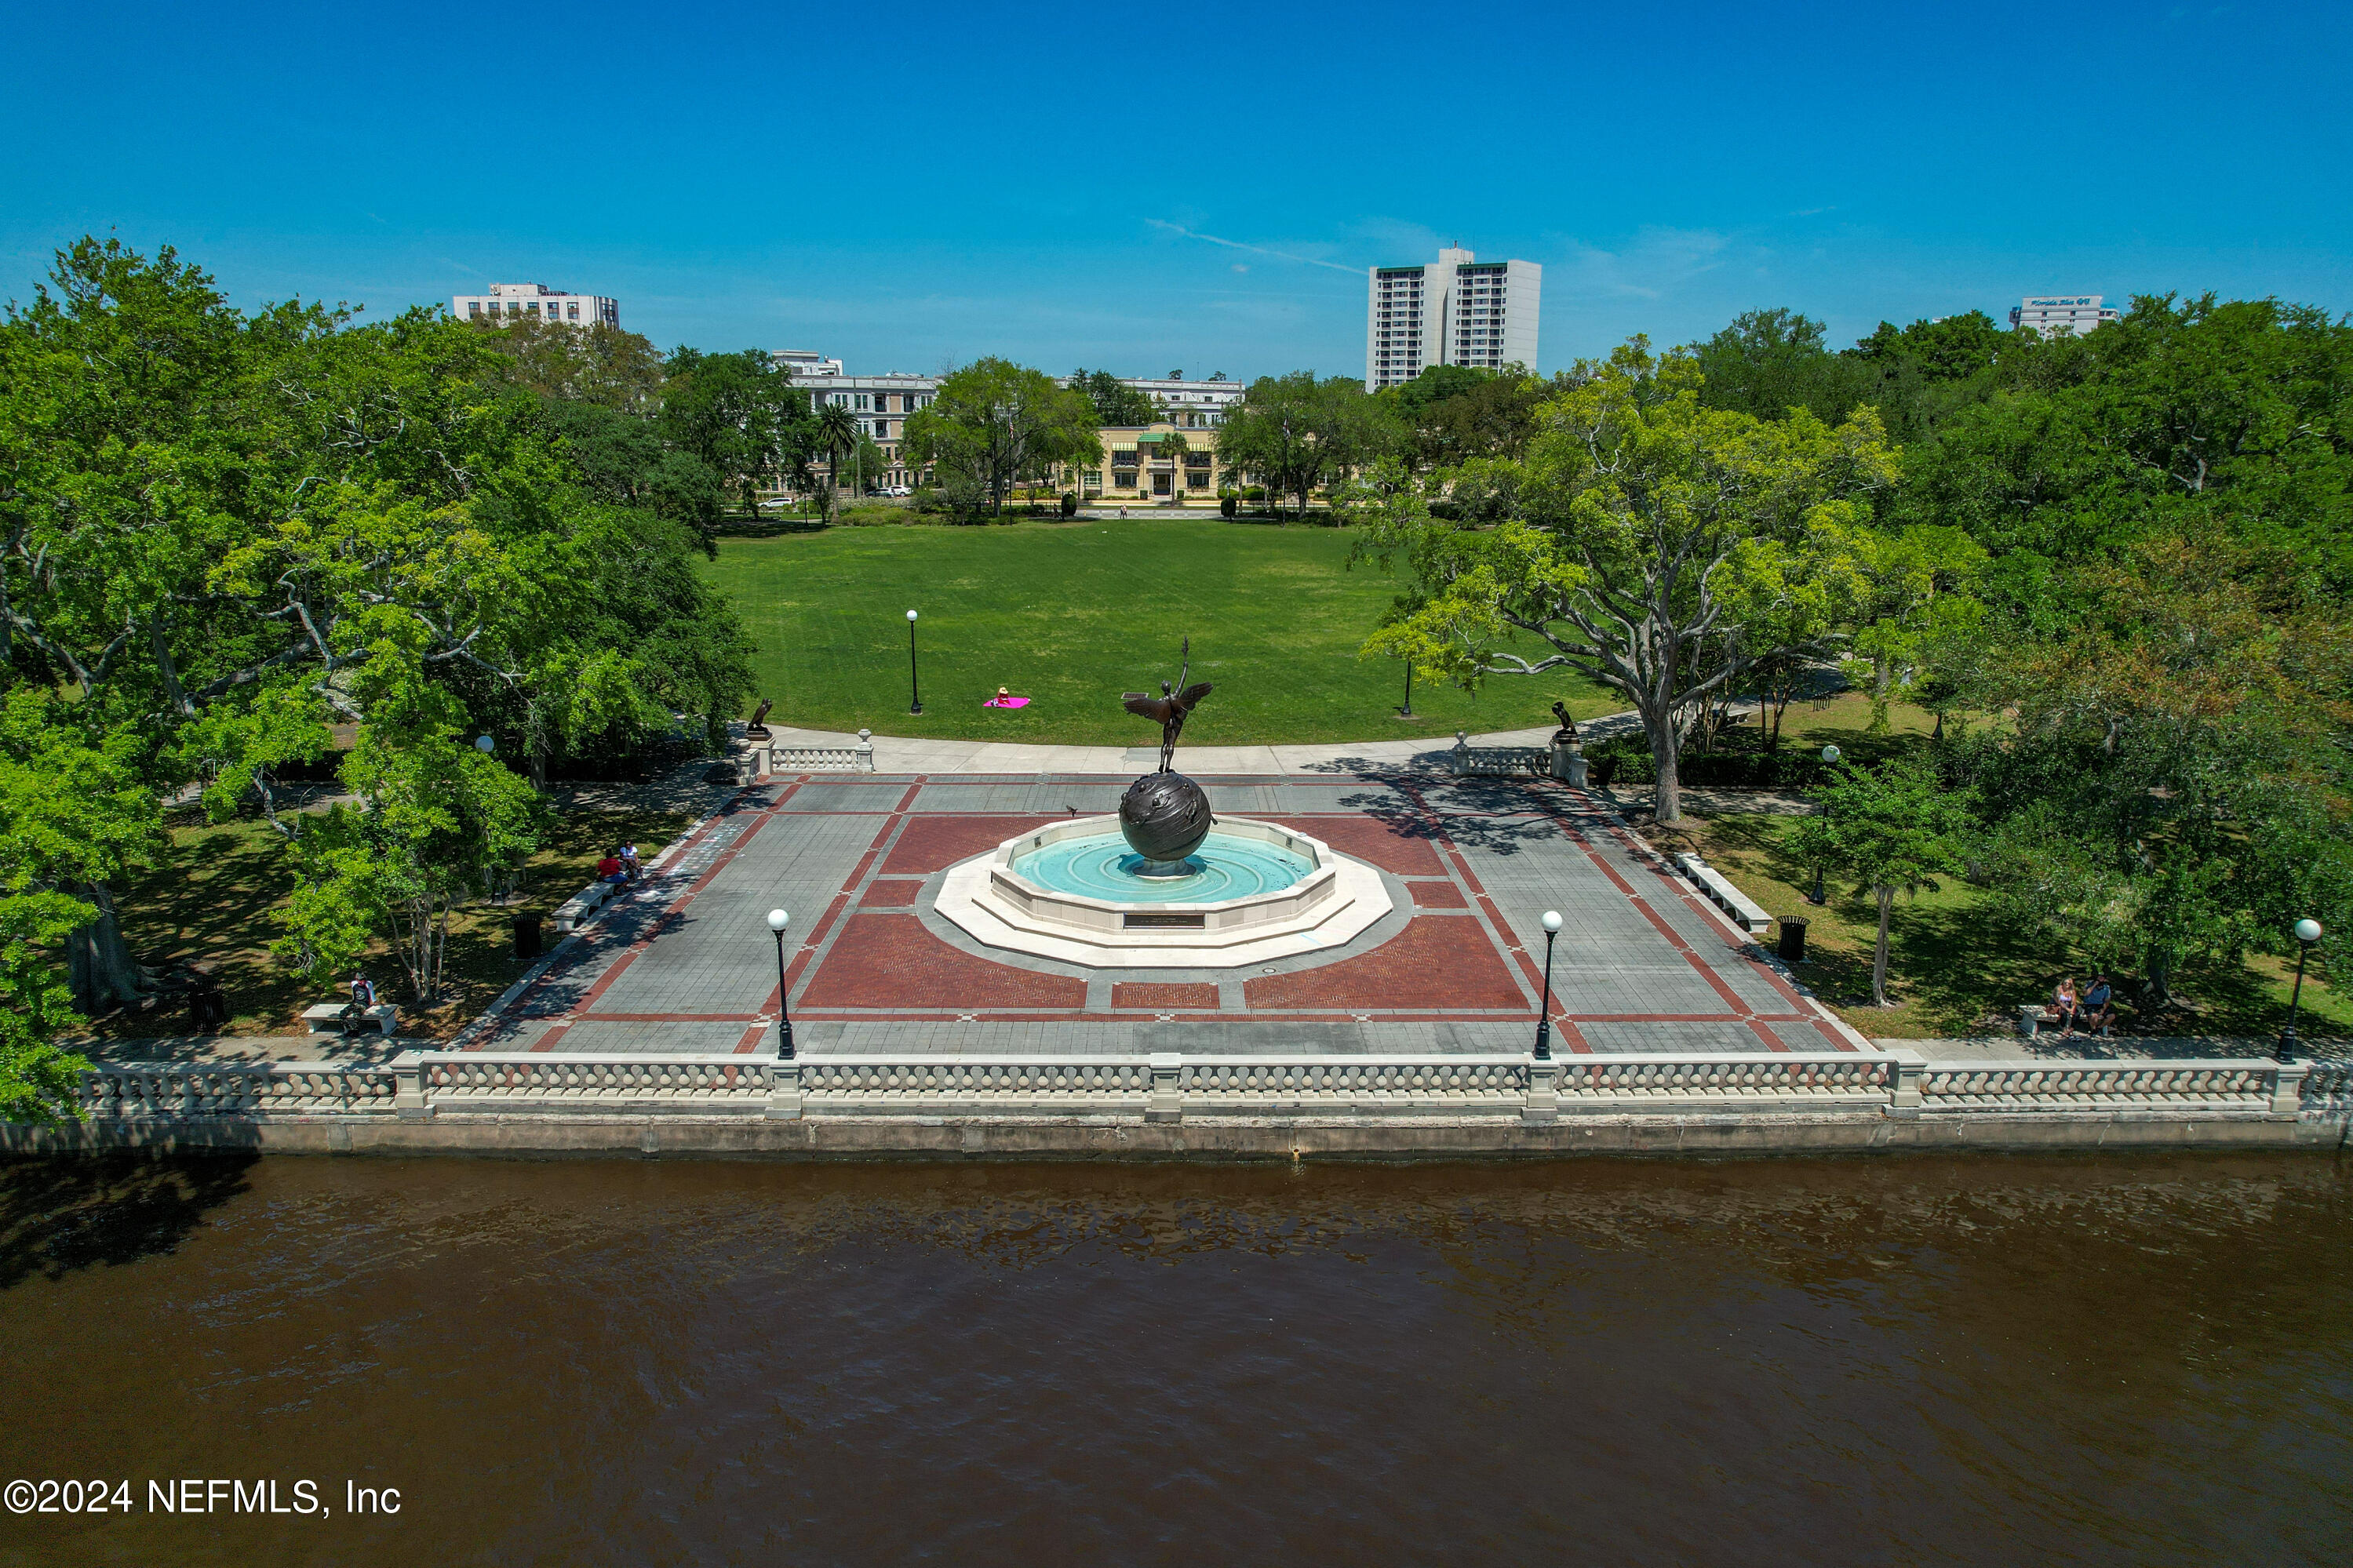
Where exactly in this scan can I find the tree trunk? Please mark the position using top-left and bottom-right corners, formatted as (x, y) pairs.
(64, 880), (156, 1013)
(1872, 884), (1895, 1006)
(1643, 703), (1684, 824)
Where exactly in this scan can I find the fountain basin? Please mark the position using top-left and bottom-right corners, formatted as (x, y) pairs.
(934, 815), (1393, 969)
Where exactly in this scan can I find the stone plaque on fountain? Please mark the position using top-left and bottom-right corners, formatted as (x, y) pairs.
(1119, 639), (1216, 870)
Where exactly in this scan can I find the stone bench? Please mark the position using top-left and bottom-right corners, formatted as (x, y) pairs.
(303, 1002), (399, 1037)
(552, 879), (631, 934)
(1672, 853), (1771, 935)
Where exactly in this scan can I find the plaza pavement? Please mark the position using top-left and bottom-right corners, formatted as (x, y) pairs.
(754, 712), (1645, 778)
(466, 762), (1865, 1060)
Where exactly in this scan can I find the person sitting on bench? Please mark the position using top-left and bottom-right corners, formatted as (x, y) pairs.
(341, 973), (377, 1028)
(596, 849), (628, 886)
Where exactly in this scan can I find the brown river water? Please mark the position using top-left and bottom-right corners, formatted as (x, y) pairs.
(1, 1151), (2350, 1566)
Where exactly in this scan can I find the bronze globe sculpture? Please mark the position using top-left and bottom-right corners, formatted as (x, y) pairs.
(1119, 639), (1216, 869)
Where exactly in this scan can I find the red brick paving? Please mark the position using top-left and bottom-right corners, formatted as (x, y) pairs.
(1112, 982), (1222, 1010)
(1407, 880), (1469, 909)
(1268, 815), (1444, 876)
(880, 815), (1057, 875)
(800, 912), (1087, 1010)
(1244, 914), (1528, 1011)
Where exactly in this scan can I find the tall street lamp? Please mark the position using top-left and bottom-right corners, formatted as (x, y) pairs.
(766, 908), (796, 1059)
(1808, 744), (1842, 906)
(1534, 910), (1563, 1060)
(2279, 917), (2323, 1063)
(905, 609), (923, 715)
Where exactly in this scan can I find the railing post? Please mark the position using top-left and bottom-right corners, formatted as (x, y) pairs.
(1885, 1047), (1923, 1119)
(2270, 1060), (2308, 1119)
(1451, 731), (1470, 776)
(858, 728), (876, 773)
(1523, 1058), (1559, 1125)
(392, 1051), (432, 1121)
(767, 1060), (804, 1120)
(1146, 1053), (1183, 1122)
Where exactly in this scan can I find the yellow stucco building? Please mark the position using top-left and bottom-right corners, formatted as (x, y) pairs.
(1059, 423), (1222, 504)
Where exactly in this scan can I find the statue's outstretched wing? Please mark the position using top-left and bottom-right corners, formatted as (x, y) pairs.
(1173, 682), (1215, 712)
(1123, 693), (1175, 722)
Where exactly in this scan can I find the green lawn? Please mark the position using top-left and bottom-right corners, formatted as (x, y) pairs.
(91, 807), (690, 1039)
(698, 518), (1615, 745)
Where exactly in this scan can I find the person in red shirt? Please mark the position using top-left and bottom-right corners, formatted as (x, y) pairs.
(596, 851), (625, 885)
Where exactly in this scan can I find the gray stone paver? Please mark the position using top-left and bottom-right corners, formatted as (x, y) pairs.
(476, 769), (1850, 1060)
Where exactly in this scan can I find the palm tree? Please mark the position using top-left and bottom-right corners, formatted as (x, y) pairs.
(814, 401), (858, 519)
(1154, 430), (1189, 504)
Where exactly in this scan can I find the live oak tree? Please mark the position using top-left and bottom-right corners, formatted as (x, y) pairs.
(0, 689), (161, 1122)
(1355, 340), (1896, 823)
(1787, 755), (1971, 1008)
(1069, 369), (1157, 427)
(658, 347), (810, 526)
(0, 238), (752, 1047)
(901, 358), (1101, 518)
(1215, 373), (1398, 519)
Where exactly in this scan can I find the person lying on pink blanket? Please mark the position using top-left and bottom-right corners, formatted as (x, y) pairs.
(983, 686), (1031, 708)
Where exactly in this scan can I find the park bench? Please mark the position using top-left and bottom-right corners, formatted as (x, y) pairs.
(1672, 853), (1772, 936)
(302, 1002), (399, 1037)
(552, 878), (629, 934)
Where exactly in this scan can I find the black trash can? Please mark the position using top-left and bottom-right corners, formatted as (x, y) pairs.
(514, 911), (543, 961)
(1776, 915), (1808, 963)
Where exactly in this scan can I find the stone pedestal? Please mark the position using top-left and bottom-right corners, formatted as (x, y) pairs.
(1551, 740), (1586, 787)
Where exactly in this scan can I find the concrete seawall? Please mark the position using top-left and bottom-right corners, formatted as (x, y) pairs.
(9, 1108), (2347, 1161)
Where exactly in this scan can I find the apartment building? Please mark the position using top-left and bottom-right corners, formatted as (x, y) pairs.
(770, 349), (845, 377)
(1365, 248), (1541, 390)
(2010, 296), (2122, 336)
(1058, 422), (1221, 504)
(792, 372), (939, 492)
(1117, 376), (1246, 427)
(453, 282), (619, 329)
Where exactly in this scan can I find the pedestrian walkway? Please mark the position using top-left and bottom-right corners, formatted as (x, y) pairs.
(757, 710), (1649, 777)
(463, 768), (1866, 1059)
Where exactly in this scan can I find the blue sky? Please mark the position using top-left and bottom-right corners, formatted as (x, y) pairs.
(4, 1), (2347, 379)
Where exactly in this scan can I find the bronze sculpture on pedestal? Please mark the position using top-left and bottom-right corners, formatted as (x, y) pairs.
(1117, 639), (1216, 866)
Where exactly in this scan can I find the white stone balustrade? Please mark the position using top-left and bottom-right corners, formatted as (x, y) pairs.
(421, 1054), (776, 1111)
(1913, 1060), (2294, 1115)
(1178, 1056), (1529, 1115)
(54, 1051), (2340, 1129)
(770, 744), (876, 773)
(1553, 1055), (1892, 1108)
(797, 1057), (1152, 1110)
(77, 1062), (396, 1117)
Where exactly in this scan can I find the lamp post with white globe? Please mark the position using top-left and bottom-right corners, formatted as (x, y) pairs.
(1808, 744), (1842, 906)
(2279, 917), (2323, 1063)
(905, 609), (923, 715)
(1534, 910), (1563, 1060)
(766, 908), (796, 1058)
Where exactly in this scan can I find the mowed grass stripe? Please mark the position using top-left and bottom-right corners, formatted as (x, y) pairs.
(699, 518), (1612, 746)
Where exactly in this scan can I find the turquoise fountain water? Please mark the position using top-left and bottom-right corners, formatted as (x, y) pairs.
(1014, 830), (1311, 904)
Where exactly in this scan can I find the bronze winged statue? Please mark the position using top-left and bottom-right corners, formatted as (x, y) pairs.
(1122, 638), (1215, 772)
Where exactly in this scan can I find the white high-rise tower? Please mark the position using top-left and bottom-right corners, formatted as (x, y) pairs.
(1365, 247), (1541, 390)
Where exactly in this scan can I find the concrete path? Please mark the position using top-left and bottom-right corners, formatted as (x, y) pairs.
(759, 710), (1650, 777)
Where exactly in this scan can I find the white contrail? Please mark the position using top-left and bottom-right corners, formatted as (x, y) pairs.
(1146, 220), (1363, 275)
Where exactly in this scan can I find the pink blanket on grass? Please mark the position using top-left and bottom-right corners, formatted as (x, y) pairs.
(982, 696), (1031, 708)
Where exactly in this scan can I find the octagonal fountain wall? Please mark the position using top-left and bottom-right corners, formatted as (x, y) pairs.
(934, 815), (1393, 969)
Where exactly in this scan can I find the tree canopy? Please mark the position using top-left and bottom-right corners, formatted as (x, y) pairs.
(903, 358), (1101, 518)
(0, 238), (756, 1108)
